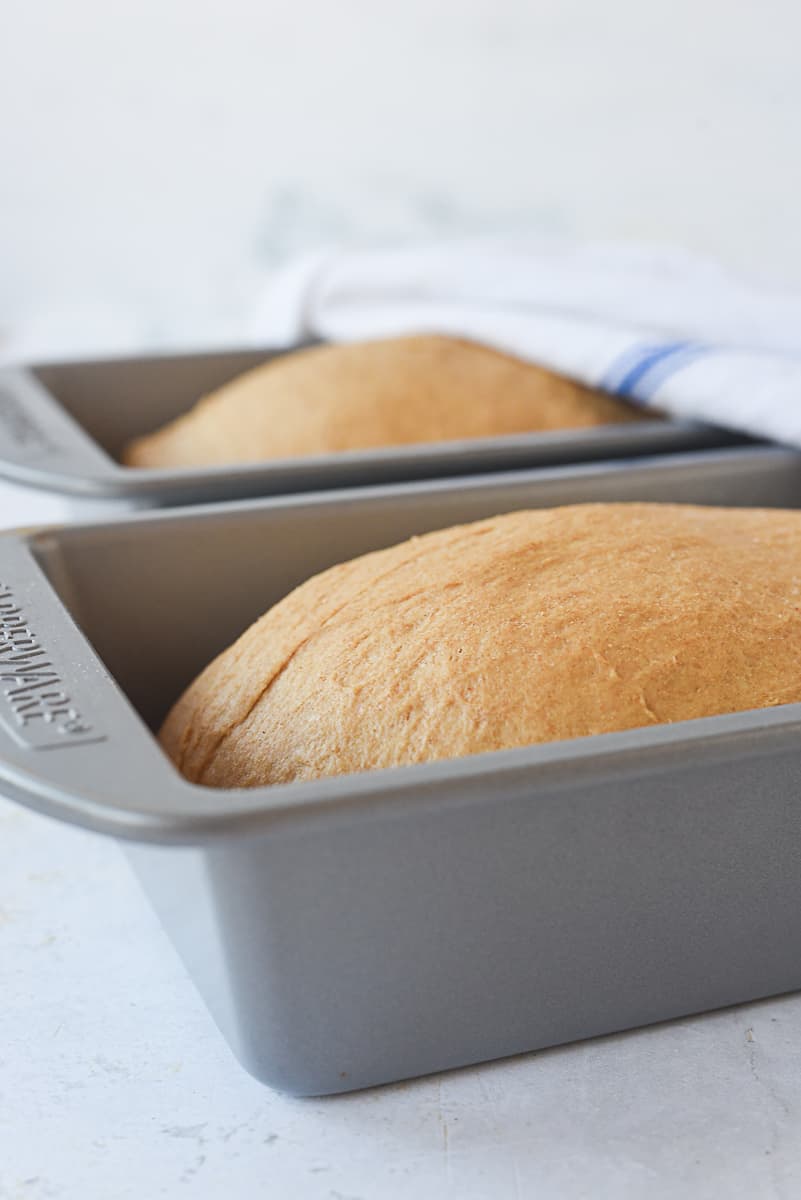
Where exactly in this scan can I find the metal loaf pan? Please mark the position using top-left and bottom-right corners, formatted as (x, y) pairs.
(0, 345), (747, 513)
(4, 446), (801, 1096)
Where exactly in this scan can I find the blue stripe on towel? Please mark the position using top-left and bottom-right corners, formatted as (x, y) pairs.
(601, 340), (709, 401)
(611, 341), (692, 396)
(599, 343), (666, 394)
(635, 342), (710, 400)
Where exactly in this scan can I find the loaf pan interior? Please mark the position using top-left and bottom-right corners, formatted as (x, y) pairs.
(33, 347), (745, 476)
(31, 448), (801, 740)
(34, 348), (270, 461)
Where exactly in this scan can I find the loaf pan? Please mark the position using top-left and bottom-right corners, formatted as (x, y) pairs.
(5, 445), (801, 1096)
(0, 345), (747, 513)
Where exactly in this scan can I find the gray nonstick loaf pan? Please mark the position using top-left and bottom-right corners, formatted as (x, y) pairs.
(4, 445), (801, 1096)
(0, 344), (748, 513)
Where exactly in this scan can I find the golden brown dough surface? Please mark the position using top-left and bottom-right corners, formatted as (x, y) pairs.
(123, 335), (642, 467)
(160, 503), (801, 788)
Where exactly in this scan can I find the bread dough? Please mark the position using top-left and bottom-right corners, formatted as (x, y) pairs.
(123, 336), (643, 467)
(161, 503), (801, 787)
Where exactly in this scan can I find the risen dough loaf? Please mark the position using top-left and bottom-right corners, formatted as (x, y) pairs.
(161, 503), (801, 788)
(123, 335), (642, 467)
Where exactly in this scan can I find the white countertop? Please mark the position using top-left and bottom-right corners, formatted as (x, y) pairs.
(4, 790), (801, 1199)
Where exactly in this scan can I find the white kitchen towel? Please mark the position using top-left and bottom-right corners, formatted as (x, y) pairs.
(251, 239), (801, 445)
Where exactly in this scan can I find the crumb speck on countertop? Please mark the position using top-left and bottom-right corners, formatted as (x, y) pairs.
(162, 1124), (208, 1144)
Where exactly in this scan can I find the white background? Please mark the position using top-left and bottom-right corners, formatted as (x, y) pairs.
(2, 0), (801, 357)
